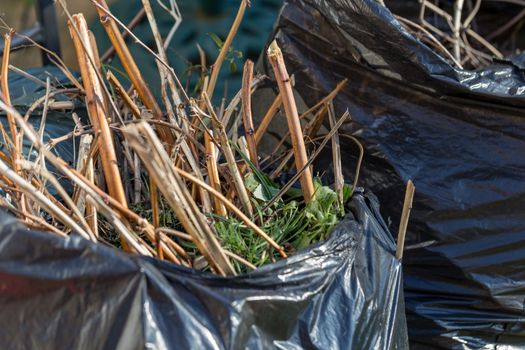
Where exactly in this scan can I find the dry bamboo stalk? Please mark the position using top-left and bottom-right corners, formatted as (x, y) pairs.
(241, 60), (259, 169)
(69, 14), (128, 209)
(267, 40), (315, 202)
(396, 180), (415, 260)
(93, 0), (174, 145)
(124, 122), (235, 275)
(106, 71), (141, 118)
(205, 130), (227, 217)
(176, 168), (287, 258)
(0, 99), (182, 263)
(202, 93), (253, 216)
(255, 93), (282, 145)
(327, 102), (344, 204)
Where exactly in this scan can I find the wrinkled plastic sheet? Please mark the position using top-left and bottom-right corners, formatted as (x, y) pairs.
(0, 192), (408, 349)
(263, 0), (525, 348)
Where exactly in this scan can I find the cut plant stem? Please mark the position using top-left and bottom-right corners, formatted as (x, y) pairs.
(255, 93), (282, 145)
(327, 102), (344, 204)
(202, 92), (253, 216)
(150, 178), (160, 227)
(0, 31), (26, 215)
(101, 8), (146, 62)
(69, 14), (128, 208)
(0, 99), (183, 264)
(205, 130), (227, 217)
(267, 40), (315, 202)
(93, 0), (174, 146)
(124, 122), (235, 276)
(396, 180), (415, 260)
(106, 71), (141, 118)
(241, 60), (259, 169)
(205, 0), (249, 102)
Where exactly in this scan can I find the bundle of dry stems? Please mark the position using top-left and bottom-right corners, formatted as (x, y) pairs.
(0, 0), (419, 275)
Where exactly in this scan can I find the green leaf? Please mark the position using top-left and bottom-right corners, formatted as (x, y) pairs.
(208, 32), (224, 49)
(342, 184), (353, 203)
(229, 60), (237, 73)
(244, 173), (259, 192)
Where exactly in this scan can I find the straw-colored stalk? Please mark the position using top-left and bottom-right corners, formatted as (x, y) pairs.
(69, 14), (127, 207)
(205, 0), (249, 101)
(396, 180), (415, 260)
(1, 32), (19, 162)
(85, 158), (98, 237)
(124, 121), (235, 276)
(327, 102), (344, 204)
(93, 0), (174, 145)
(1, 31), (26, 214)
(202, 92), (253, 216)
(205, 130), (227, 217)
(255, 93), (282, 145)
(0, 157), (92, 240)
(106, 71), (141, 118)
(0, 99), (184, 264)
(267, 40), (315, 202)
(140, 0), (185, 119)
(150, 178), (160, 227)
(241, 60), (259, 169)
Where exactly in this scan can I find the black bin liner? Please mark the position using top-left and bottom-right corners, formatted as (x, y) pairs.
(262, 0), (525, 348)
(0, 192), (408, 349)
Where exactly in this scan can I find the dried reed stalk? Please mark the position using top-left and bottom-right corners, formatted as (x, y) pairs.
(241, 60), (259, 169)
(327, 102), (344, 204)
(267, 41), (315, 202)
(93, 0), (174, 145)
(69, 14), (128, 208)
(1, 32), (19, 161)
(106, 71), (141, 118)
(0, 31), (26, 214)
(124, 122), (235, 275)
(205, 0), (249, 101)
(0, 158), (92, 240)
(396, 180), (415, 260)
(205, 130), (227, 217)
(202, 92), (253, 216)
(0, 99), (183, 263)
(255, 93), (282, 145)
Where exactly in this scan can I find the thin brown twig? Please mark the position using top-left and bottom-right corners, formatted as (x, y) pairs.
(241, 60), (259, 169)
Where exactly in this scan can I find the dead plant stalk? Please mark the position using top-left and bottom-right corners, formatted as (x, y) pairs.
(267, 40), (315, 202)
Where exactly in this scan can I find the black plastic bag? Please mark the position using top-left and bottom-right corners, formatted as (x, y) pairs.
(0, 192), (408, 349)
(261, 0), (525, 348)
